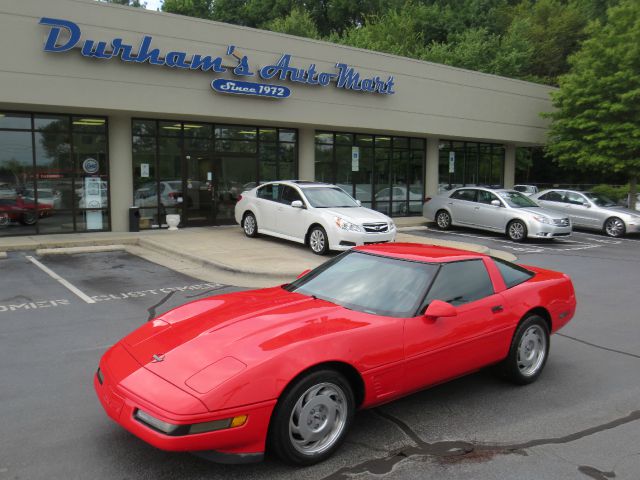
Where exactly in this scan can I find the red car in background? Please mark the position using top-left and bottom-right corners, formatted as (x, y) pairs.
(95, 243), (576, 465)
(0, 195), (52, 226)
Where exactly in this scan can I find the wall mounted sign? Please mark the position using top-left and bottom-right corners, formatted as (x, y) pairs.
(351, 146), (360, 172)
(448, 151), (455, 173)
(39, 18), (396, 99)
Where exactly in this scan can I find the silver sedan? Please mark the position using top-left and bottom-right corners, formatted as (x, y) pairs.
(423, 187), (572, 242)
(531, 189), (640, 238)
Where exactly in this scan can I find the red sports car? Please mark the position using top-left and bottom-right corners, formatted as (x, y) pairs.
(95, 243), (576, 465)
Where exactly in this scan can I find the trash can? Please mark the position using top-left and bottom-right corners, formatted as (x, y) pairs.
(129, 206), (140, 232)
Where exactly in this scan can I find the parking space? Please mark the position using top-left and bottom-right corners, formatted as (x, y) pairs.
(1, 243), (639, 480)
(403, 224), (640, 256)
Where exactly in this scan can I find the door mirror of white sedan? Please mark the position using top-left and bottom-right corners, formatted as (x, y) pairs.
(291, 200), (304, 208)
(356, 200), (362, 206)
(424, 300), (457, 319)
(491, 199), (501, 207)
(582, 202), (591, 208)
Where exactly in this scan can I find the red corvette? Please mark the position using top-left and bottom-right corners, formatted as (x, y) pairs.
(95, 243), (576, 465)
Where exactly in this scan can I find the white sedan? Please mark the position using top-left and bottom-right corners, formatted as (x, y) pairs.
(234, 181), (397, 255)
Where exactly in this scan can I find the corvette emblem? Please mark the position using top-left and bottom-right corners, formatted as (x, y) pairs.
(151, 354), (165, 363)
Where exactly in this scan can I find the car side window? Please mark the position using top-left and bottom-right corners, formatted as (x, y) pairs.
(451, 189), (477, 202)
(257, 184), (279, 202)
(565, 192), (586, 205)
(493, 258), (534, 288)
(421, 259), (495, 310)
(280, 186), (303, 205)
(540, 191), (562, 202)
(477, 190), (499, 205)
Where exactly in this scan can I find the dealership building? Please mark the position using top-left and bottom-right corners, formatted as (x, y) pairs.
(0, 0), (555, 236)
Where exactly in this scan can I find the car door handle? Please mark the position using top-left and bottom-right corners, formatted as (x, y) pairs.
(447, 202), (454, 205)
(474, 206), (480, 210)
(491, 305), (503, 313)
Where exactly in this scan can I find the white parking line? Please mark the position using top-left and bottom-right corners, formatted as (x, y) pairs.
(407, 226), (609, 253)
(26, 256), (96, 304)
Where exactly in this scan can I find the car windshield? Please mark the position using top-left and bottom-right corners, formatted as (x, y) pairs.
(584, 192), (617, 207)
(302, 187), (359, 208)
(497, 191), (539, 208)
(285, 251), (439, 317)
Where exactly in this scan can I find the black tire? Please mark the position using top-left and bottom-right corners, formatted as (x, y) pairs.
(268, 369), (355, 466)
(308, 226), (329, 255)
(603, 217), (625, 238)
(242, 212), (258, 237)
(507, 219), (527, 242)
(20, 211), (37, 226)
(499, 315), (550, 385)
(435, 209), (452, 230)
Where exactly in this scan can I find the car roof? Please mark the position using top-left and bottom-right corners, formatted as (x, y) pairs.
(260, 180), (337, 189)
(355, 243), (487, 263)
(451, 186), (517, 194)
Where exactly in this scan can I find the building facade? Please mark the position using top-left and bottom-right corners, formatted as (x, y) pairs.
(0, 0), (554, 236)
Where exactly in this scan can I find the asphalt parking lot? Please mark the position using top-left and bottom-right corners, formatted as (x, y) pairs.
(1, 238), (639, 480)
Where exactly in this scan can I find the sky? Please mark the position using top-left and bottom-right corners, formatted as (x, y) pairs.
(145, 0), (162, 11)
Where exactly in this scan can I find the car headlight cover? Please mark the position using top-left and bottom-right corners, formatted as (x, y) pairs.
(533, 215), (552, 224)
(335, 217), (363, 232)
(135, 409), (180, 434)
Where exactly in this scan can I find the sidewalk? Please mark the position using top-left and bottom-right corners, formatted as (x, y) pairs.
(0, 217), (515, 287)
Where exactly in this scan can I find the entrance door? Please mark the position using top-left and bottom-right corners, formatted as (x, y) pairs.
(214, 155), (257, 225)
(184, 151), (215, 226)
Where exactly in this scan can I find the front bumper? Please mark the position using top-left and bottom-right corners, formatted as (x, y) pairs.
(528, 223), (572, 238)
(330, 227), (397, 251)
(95, 351), (275, 463)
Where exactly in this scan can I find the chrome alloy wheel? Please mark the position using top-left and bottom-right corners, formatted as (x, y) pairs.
(436, 211), (451, 229)
(243, 214), (256, 236)
(289, 382), (347, 456)
(309, 229), (325, 253)
(605, 217), (625, 237)
(517, 325), (547, 377)
(508, 221), (525, 241)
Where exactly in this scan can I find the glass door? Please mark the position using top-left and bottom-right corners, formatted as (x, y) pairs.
(184, 151), (215, 227)
(214, 154), (257, 225)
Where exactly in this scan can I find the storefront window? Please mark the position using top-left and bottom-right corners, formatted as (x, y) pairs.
(315, 132), (425, 217)
(132, 119), (297, 228)
(0, 112), (109, 236)
(438, 140), (505, 192)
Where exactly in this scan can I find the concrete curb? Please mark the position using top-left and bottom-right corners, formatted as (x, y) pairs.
(137, 238), (297, 280)
(36, 245), (128, 256)
(0, 251), (6, 259)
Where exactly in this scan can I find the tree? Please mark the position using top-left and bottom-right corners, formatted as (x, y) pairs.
(98, 0), (147, 7)
(265, 7), (320, 39)
(544, 0), (640, 208)
(161, 0), (214, 19)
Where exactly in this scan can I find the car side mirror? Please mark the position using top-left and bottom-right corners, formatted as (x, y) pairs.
(297, 269), (311, 279)
(491, 199), (501, 207)
(424, 300), (457, 319)
(291, 200), (304, 208)
(582, 202), (591, 208)
(356, 200), (362, 206)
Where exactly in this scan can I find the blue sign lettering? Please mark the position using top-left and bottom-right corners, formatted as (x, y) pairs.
(212, 79), (291, 98)
(38, 17), (396, 97)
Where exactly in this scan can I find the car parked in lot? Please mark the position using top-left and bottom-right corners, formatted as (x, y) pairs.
(531, 189), (640, 238)
(95, 243), (576, 465)
(423, 187), (571, 242)
(235, 181), (396, 254)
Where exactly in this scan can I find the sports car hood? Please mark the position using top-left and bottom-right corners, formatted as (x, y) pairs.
(119, 287), (360, 405)
(322, 206), (391, 224)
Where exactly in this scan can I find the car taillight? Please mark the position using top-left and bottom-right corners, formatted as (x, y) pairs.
(237, 194), (242, 202)
(424, 196), (432, 203)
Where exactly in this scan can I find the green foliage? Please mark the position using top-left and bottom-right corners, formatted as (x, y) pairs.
(99, 0), (146, 6)
(265, 7), (320, 39)
(161, 0), (215, 19)
(544, 0), (640, 188)
(591, 184), (629, 202)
